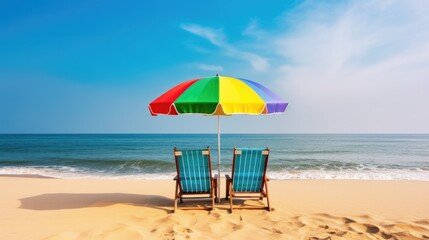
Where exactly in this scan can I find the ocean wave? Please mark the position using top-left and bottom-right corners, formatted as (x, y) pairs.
(268, 169), (429, 181)
(1, 166), (428, 181)
(0, 159), (177, 173)
(0, 166), (177, 180)
(267, 159), (429, 171)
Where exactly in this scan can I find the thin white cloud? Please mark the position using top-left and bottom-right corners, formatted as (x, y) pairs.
(241, 52), (269, 72)
(181, 24), (225, 47)
(181, 23), (270, 72)
(242, 19), (267, 40)
(271, 0), (429, 133)
(196, 64), (224, 72)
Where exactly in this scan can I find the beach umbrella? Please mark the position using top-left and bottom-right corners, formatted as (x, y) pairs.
(148, 74), (288, 201)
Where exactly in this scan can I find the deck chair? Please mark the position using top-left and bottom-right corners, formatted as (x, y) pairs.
(225, 147), (271, 212)
(173, 147), (217, 212)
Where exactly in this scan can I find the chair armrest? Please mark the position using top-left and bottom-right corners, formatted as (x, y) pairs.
(174, 175), (178, 181)
(213, 174), (218, 180)
(225, 174), (231, 180)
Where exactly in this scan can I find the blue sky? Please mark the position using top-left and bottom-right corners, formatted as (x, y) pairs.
(1, 0), (428, 133)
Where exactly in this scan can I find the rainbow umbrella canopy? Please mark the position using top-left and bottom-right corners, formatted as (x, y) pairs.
(149, 75), (287, 116)
(148, 74), (288, 200)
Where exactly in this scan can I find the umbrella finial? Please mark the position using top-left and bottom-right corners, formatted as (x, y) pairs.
(216, 73), (219, 77)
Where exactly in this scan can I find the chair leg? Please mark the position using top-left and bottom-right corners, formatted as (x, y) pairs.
(265, 179), (271, 211)
(213, 178), (218, 200)
(225, 179), (230, 200)
(229, 182), (233, 213)
(174, 181), (178, 213)
(211, 188), (215, 210)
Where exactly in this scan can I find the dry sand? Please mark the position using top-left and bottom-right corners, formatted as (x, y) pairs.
(1, 176), (429, 239)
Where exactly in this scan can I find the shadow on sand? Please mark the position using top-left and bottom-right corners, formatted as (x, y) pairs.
(19, 193), (174, 213)
(20, 193), (264, 214)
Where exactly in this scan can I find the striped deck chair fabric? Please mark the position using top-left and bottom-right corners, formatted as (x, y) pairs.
(176, 149), (211, 193)
(232, 148), (267, 193)
(173, 147), (216, 212)
(225, 147), (270, 212)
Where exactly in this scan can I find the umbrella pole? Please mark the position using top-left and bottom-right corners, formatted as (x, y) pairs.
(217, 115), (221, 203)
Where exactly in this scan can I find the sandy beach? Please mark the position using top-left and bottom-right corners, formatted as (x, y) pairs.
(1, 176), (428, 239)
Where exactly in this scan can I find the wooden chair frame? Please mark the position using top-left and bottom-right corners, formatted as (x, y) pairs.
(173, 147), (217, 212)
(225, 147), (271, 212)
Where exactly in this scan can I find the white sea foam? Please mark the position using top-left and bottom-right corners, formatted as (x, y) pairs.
(0, 167), (177, 180)
(0, 166), (81, 178)
(268, 169), (429, 181)
(1, 167), (429, 181)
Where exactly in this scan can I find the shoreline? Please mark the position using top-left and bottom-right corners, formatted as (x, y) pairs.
(0, 174), (56, 179)
(1, 176), (428, 239)
(2, 171), (429, 181)
(2, 173), (429, 182)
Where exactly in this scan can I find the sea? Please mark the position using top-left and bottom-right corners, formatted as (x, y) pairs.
(1, 134), (428, 180)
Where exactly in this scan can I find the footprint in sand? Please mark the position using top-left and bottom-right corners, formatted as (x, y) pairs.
(349, 222), (380, 234)
(271, 227), (283, 234)
(171, 224), (193, 239)
(210, 212), (221, 219)
(343, 217), (356, 224)
(208, 215), (244, 236)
